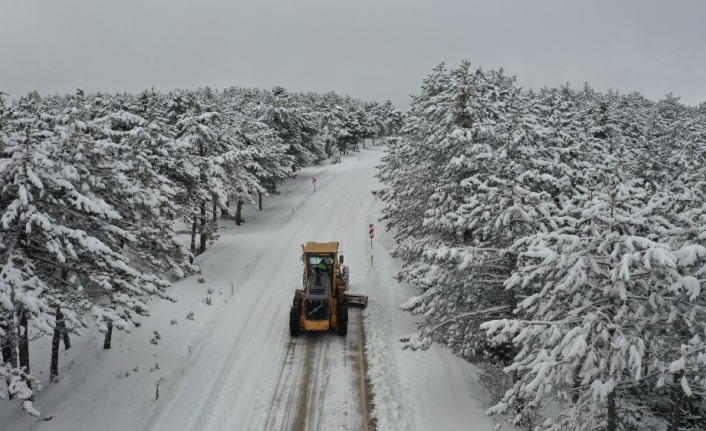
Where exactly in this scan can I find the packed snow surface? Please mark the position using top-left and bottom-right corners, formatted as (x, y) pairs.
(0, 146), (507, 431)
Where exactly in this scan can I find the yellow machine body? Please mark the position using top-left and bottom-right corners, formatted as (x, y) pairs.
(289, 242), (367, 337)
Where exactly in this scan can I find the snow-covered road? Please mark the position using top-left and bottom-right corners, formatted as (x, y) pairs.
(1, 145), (510, 431)
(141, 149), (376, 431)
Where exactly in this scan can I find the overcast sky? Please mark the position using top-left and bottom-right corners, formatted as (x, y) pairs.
(2, 0), (705, 108)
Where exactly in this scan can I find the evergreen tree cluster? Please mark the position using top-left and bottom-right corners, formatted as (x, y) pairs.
(376, 61), (706, 430)
(0, 86), (400, 415)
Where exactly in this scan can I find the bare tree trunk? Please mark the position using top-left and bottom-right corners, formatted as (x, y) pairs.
(50, 306), (62, 382)
(235, 199), (243, 226)
(60, 270), (71, 350)
(213, 200), (217, 224)
(190, 212), (197, 261)
(606, 390), (617, 431)
(199, 200), (207, 254)
(1, 332), (13, 366)
(272, 181), (276, 193)
(258, 192), (263, 211)
(222, 199), (229, 218)
(6, 312), (19, 399)
(19, 309), (30, 390)
(572, 366), (581, 403)
(60, 317), (70, 350)
(667, 372), (685, 431)
(3, 317), (18, 399)
(103, 321), (113, 350)
(506, 254), (519, 382)
(1, 313), (15, 362)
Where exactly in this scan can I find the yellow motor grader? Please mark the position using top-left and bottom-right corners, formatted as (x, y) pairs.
(290, 242), (368, 337)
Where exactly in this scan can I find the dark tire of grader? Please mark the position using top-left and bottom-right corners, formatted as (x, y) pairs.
(290, 304), (301, 337)
(337, 302), (348, 336)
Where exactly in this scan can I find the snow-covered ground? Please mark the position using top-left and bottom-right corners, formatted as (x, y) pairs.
(1, 146), (508, 431)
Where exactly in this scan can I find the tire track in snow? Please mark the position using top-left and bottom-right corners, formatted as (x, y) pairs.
(337, 336), (350, 431)
(289, 334), (316, 431)
(260, 338), (299, 431)
(262, 314), (361, 431)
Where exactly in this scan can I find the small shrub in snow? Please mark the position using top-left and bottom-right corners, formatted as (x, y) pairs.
(170, 319), (178, 325)
(204, 296), (212, 305)
(207, 288), (214, 295)
(186, 311), (194, 320)
(150, 331), (161, 345)
(198, 278), (205, 284)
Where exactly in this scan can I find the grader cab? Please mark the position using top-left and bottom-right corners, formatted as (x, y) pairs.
(290, 242), (368, 337)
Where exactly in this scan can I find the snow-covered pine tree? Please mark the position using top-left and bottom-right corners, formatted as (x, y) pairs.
(46, 89), (176, 347)
(651, 144), (706, 430)
(171, 91), (220, 254)
(318, 103), (350, 158)
(230, 100), (292, 211)
(378, 100), (403, 140)
(362, 101), (386, 147)
(394, 63), (558, 367)
(98, 89), (196, 280)
(376, 62), (453, 265)
(205, 88), (264, 224)
(481, 154), (706, 431)
(533, 85), (584, 204)
(0, 94), (71, 415)
(337, 98), (368, 154)
(258, 87), (323, 171)
(396, 61), (496, 353)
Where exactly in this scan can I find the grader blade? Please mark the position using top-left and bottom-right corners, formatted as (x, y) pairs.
(344, 293), (368, 308)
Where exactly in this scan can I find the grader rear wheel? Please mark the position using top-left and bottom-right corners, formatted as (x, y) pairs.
(337, 302), (348, 336)
(290, 304), (301, 337)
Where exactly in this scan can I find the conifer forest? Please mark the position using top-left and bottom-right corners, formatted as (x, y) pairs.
(376, 61), (706, 430)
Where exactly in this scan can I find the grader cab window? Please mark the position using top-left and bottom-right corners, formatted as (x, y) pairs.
(307, 254), (333, 275)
